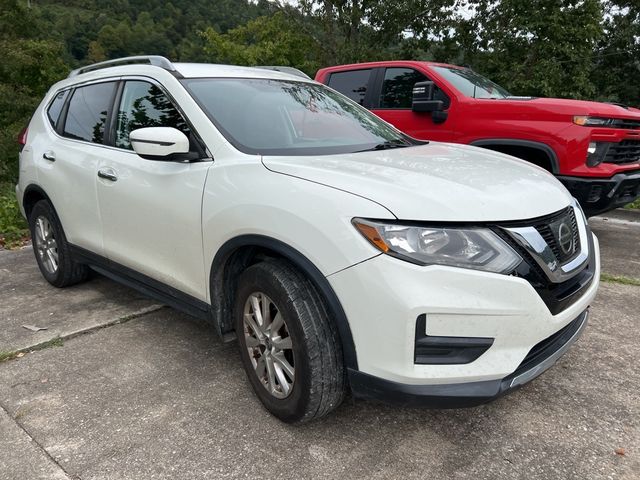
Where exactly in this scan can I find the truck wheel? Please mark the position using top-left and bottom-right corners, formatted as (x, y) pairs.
(29, 200), (89, 287)
(234, 260), (345, 423)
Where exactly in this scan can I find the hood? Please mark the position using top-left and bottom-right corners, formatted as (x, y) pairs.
(502, 97), (640, 119)
(262, 143), (573, 222)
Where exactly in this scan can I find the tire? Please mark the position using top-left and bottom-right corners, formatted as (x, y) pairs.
(29, 200), (89, 288)
(234, 259), (345, 423)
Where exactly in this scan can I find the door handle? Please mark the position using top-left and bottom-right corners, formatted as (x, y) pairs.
(43, 151), (55, 162)
(97, 169), (118, 182)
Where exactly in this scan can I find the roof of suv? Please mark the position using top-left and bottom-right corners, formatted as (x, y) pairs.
(52, 58), (314, 92)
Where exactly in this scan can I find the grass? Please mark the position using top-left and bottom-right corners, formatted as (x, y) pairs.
(0, 337), (64, 364)
(600, 273), (640, 287)
(0, 351), (16, 362)
(0, 182), (29, 248)
(624, 198), (640, 210)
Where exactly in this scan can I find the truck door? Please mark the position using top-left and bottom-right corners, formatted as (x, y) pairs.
(370, 67), (456, 142)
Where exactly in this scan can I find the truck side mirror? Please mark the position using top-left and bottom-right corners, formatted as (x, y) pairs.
(412, 81), (444, 113)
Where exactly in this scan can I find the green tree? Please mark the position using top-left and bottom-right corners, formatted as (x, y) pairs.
(0, 0), (69, 183)
(592, 1), (640, 106)
(201, 12), (320, 75)
(442, 0), (604, 99)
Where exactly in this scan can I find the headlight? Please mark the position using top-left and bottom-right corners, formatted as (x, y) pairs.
(573, 116), (615, 127)
(353, 219), (522, 273)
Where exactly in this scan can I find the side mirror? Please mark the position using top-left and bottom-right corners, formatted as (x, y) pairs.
(130, 127), (191, 161)
(412, 81), (444, 113)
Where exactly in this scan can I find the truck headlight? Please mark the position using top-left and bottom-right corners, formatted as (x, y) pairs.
(573, 116), (614, 127)
(353, 219), (522, 273)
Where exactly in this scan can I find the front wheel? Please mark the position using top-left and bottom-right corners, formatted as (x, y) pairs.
(234, 260), (345, 423)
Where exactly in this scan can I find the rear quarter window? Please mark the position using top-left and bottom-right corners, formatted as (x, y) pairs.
(47, 90), (69, 129)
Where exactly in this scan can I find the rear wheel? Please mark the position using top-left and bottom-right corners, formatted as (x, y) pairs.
(29, 200), (89, 287)
(234, 260), (345, 423)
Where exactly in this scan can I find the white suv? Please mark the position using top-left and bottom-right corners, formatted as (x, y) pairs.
(17, 56), (600, 422)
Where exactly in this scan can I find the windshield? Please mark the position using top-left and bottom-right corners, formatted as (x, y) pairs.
(181, 78), (414, 156)
(433, 67), (511, 99)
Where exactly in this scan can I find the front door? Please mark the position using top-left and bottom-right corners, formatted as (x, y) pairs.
(371, 67), (456, 142)
(96, 79), (211, 300)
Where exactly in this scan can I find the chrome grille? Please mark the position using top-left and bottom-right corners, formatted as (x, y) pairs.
(534, 207), (580, 265)
(501, 202), (589, 284)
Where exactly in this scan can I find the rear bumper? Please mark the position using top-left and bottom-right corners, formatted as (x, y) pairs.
(558, 171), (640, 216)
(15, 184), (26, 219)
(349, 310), (589, 408)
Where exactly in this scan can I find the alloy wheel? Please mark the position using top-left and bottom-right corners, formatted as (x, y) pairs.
(34, 216), (58, 274)
(243, 292), (295, 399)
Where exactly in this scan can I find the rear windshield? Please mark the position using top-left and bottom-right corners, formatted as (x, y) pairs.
(181, 78), (412, 156)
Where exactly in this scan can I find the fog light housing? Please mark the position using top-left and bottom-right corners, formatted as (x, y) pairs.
(586, 141), (610, 167)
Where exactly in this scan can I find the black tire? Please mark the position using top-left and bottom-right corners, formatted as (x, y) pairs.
(29, 200), (89, 288)
(234, 260), (345, 423)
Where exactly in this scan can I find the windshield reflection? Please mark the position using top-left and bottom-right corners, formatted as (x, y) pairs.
(182, 78), (414, 156)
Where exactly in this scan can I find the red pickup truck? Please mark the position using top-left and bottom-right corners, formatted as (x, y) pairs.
(315, 61), (640, 216)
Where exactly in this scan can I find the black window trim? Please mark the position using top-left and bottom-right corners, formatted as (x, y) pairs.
(371, 66), (451, 111)
(48, 75), (211, 161)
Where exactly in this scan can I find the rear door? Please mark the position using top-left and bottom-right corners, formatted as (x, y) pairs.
(370, 67), (456, 142)
(95, 79), (211, 301)
(37, 80), (119, 256)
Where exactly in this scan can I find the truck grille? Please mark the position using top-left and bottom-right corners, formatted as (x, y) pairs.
(614, 119), (640, 130)
(604, 140), (640, 164)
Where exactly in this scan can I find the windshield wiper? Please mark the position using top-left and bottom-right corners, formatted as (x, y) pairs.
(358, 141), (410, 152)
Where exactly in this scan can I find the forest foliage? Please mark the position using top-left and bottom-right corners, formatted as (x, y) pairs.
(1, 0), (639, 186)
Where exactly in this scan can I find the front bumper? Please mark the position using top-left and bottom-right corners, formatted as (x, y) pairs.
(558, 171), (640, 217)
(348, 310), (588, 407)
(328, 233), (600, 400)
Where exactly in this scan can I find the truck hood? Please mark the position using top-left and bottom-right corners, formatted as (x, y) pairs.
(262, 143), (573, 222)
(503, 97), (640, 119)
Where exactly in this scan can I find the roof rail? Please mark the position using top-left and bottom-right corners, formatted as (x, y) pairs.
(255, 66), (311, 79)
(68, 55), (178, 78)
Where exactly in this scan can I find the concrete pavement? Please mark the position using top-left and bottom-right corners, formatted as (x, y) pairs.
(0, 248), (162, 353)
(0, 211), (638, 479)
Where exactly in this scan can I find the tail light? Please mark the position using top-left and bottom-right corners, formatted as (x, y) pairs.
(17, 126), (28, 151)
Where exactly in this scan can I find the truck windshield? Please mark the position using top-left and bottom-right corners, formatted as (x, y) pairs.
(433, 66), (511, 99)
(181, 78), (414, 156)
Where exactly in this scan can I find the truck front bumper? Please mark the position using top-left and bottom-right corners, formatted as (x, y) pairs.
(558, 171), (640, 217)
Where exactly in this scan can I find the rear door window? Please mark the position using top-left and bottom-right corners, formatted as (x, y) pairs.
(47, 90), (69, 129)
(327, 69), (372, 105)
(62, 82), (117, 144)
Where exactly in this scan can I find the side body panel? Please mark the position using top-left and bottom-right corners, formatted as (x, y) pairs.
(200, 153), (396, 297)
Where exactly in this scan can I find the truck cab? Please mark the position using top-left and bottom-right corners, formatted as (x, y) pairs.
(315, 60), (640, 216)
